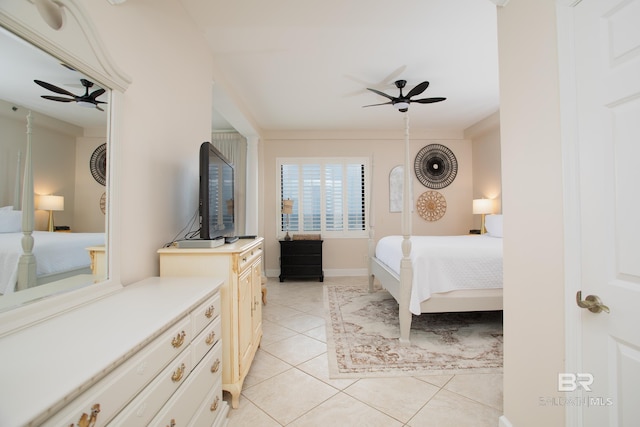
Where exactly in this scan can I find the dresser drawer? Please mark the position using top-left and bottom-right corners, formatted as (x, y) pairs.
(149, 341), (222, 426)
(43, 315), (192, 427)
(192, 315), (222, 367)
(107, 347), (193, 426)
(192, 292), (220, 337)
(237, 244), (262, 273)
(188, 378), (226, 427)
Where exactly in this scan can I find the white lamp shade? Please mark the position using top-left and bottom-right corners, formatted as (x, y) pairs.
(282, 199), (293, 214)
(472, 198), (493, 215)
(38, 195), (64, 211)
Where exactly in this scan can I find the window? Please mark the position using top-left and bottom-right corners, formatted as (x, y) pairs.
(277, 157), (369, 238)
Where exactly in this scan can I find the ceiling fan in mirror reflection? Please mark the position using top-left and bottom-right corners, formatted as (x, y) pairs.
(34, 78), (107, 111)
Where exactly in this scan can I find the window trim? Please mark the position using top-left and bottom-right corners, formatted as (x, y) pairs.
(276, 157), (370, 239)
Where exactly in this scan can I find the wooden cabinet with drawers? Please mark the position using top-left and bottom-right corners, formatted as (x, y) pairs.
(0, 277), (228, 427)
(279, 239), (324, 282)
(158, 237), (264, 409)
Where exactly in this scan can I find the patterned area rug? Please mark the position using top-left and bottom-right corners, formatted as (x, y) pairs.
(324, 284), (503, 378)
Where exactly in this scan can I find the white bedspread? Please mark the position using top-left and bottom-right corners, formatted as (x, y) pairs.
(375, 235), (503, 314)
(0, 231), (105, 295)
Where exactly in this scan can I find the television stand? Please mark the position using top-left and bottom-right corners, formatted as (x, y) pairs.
(225, 236), (239, 244)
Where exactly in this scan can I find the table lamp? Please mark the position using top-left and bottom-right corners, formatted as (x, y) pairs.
(282, 198), (293, 241)
(38, 195), (64, 232)
(473, 198), (493, 234)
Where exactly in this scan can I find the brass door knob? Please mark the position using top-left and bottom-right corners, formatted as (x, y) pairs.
(576, 291), (610, 314)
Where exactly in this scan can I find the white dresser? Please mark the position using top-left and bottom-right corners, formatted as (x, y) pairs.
(0, 277), (228, 427)
(158, 237), (263, 408)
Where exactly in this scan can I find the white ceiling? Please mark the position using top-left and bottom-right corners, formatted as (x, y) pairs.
(1, 1), (499, 135)
(183, 0), (500, 133)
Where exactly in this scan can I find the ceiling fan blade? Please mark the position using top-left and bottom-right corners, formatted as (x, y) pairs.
(366, 87), (395, 101)
(34, 79), (76, 97)
(406, 81), (430, 99)
(41, 95), (74, 102)
(362, 101), (393, 108)
(89, 88), (105, 99)
(412, 97), (447, 104)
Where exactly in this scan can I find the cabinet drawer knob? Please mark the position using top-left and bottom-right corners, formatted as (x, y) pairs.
(211, 358), (221, 373)
(71, 403), (100, 427)
(210, 396), (220, 412)
(167, 419), (176, 427)
(205, 331), (216, 345)
(171, 363), (186, 382)
(171, 331), (186, 348)
(205, 305), (215, 318)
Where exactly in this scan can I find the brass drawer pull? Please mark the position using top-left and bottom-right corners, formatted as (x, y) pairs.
(211, 358), (221, 373)
(205, 331), (216, 345)
(167, 419), (176, 427)
(171, 331), (186, 348)
(210, 396), (220, 412)
(171, 363), (186, 382)
(71, 403), (100, 427)
(205, 305), (215, 318)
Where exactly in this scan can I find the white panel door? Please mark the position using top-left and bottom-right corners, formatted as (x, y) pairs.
(573, 0), (640, 425)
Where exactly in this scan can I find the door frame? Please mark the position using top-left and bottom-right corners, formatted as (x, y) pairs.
(557, 0), (589, 425)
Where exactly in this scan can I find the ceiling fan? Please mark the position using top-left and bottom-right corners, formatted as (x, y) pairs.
(363, 79), (446, 112)
(34, 78), (107, 111)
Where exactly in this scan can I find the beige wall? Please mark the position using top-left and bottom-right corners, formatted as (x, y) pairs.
(498, 1), (566, 426)
(261, 129), (475, 276)
(74, 132), (108, 232)
(466, 110), (502, 231)
(84, 1), (215, 284)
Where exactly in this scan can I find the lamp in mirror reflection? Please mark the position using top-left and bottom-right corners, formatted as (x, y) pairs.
(281, 198), (293, 241)
(472, 198), (493, 234)
(38, 195), (64, 232)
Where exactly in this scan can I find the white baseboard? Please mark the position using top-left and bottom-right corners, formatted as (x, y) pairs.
(498, 415), (513, 427)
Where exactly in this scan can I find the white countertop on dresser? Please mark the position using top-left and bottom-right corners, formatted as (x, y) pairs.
(0, 276), (222, 427)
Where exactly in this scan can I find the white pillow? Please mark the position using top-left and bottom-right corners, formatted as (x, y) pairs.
(484, 214), (503, 238)
(0, 209), (22, 233)
(0, 205), (14, 211)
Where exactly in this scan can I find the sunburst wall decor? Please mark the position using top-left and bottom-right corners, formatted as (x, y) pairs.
(414, 144), (458, 189)
(416, 190), (447, 222)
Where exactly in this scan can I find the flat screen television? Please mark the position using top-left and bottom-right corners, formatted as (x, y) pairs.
(199, 142), (235, 240)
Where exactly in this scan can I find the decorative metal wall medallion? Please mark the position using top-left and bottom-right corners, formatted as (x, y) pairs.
(89, 143), (107, 186)
(414, 144), (458, 189)
(416, 190), (447, 221)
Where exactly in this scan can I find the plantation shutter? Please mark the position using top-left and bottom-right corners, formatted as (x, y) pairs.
(278, 158), (368, 237)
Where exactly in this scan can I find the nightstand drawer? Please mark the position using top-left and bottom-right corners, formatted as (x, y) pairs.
(280, 240), (322, 255)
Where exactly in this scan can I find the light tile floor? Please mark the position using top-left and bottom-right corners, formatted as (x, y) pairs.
(223, 277), (503, 426)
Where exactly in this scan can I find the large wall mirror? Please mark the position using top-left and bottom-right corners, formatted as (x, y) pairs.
(0, 0), (129, 317)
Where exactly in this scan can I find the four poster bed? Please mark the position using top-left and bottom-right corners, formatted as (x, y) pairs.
(368, 113), (503, 345)
(0, 113), (104, 296)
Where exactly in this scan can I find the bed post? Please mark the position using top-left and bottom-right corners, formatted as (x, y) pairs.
(399, 112), (413, 345)
(368, 154), (376, 293)
(13, 151), (21, 210)
(16, 112), (37, 291)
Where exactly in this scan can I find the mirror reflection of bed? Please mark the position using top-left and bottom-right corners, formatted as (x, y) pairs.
(0, 25), (108, 310)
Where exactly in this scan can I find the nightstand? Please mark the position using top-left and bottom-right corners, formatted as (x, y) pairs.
(279, 240), (324, 282)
